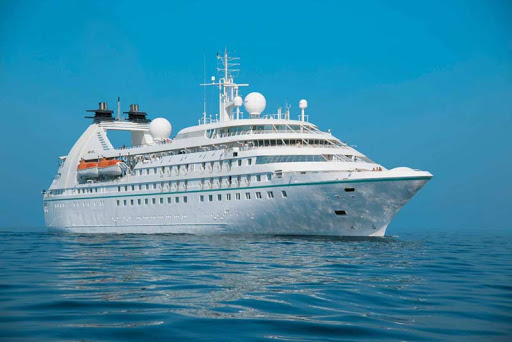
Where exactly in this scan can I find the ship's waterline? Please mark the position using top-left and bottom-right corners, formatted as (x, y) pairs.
(43, 51), (432, 235)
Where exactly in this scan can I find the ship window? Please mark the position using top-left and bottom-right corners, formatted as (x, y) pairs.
(256, 192), (262, 199)
(117, 200), (120, 206)
(218, 194), (222, 201)
(335, 210), (347, 216)
(281, 190), (288, 198)
(130, 199), (134, 205)
(209, 195), (213, 202)
(183, 196), (187, 203)
(123, 200), (127, 206)
(152, 198), (156, 204)
(245, 192), (251, 200)
(248, 159), (253, 165)
(153, 184), (157, 190)
(131, 185), (135, 191)
(238, 160), (242, 166)
(345, 188), (355, 192)
(236, 193), (241, 200)
(200, 195), (204, 202)
(124, 186), (128, 191)
(138, 199), (141, 205)
(145, 198), (149, 205)
(256, 175), (261, 182)
(233, 152), (238, 157)
(160, 198), (164, 204)
(267, 174), (272, 181)
(226, 193), (231, 201)
(267, 191), (274, 199)
(175, 197), (180, 203)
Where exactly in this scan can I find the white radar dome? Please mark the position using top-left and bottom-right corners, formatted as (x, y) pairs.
(234, 96), (243, 107)
(244, 92), (266, 116)
(299, 99), (308, 109)
(149, 117), (172, 141)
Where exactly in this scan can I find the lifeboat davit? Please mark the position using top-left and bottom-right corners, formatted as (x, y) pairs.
(77, 160), (99, 179)
(98, 158), (125, 176)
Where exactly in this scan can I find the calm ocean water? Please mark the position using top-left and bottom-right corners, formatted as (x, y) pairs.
(0, 230), (511, 341)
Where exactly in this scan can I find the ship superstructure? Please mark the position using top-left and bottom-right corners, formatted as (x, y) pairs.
(43, 51), (432, 235)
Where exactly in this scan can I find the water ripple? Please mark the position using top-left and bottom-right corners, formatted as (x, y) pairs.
(0, 231), (511, 341)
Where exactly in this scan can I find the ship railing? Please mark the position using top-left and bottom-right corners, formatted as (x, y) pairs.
(214, 129), (331, 139)
(238, 143), (342, 151)
(113, 139), (172, 152)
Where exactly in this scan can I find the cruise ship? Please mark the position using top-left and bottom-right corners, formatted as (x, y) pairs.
(43, 51), (432, 236)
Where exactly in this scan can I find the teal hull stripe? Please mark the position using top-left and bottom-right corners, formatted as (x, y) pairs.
(43, 176), (431, 202)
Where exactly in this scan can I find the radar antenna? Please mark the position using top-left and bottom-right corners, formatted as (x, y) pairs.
(200, 49), (248, 123)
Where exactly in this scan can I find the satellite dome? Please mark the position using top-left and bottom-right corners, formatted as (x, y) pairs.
(149, 118), (172, 141)
(244, 92), (266, 116)
(299, 99), (308, 109)
(233, 96), (243, 107)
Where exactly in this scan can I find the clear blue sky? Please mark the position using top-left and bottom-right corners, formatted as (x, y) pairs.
(0, 0), (510, 231)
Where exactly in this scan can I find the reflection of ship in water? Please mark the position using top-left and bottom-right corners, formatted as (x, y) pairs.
(51, 234), (410, 323)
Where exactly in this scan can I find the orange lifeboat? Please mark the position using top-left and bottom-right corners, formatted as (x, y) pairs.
(77, 160), (99, 178)
(98, 158), (124, 176)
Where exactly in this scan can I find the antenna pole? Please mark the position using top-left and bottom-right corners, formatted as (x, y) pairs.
(202, 54), (207, 124)
(117, 97), (121, 120)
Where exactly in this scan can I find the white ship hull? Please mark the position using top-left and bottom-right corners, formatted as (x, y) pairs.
(43, 52), (432, 236)
(44, 173), (431, 236)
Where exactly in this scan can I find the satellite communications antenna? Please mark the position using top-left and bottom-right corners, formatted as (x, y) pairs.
(201, 48), (248, 122)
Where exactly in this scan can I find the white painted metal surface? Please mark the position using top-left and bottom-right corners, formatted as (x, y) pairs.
(43, 51), (432, 235)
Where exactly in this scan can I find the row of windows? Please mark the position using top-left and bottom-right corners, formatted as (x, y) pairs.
(117, 196), (188, 206)
(117, 174), (272, 192)
(199, 190), (286, 202)
(134, 158), (254, 176)
(256, 155), (327, 164)
(72, 173), (273, 195)
(116, 191), (288, 207)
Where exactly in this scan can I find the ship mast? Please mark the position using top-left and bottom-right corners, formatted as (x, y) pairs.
(201, 49), (248, 123)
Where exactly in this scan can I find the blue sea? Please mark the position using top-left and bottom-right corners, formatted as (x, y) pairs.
(0, 230), (511, 341)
